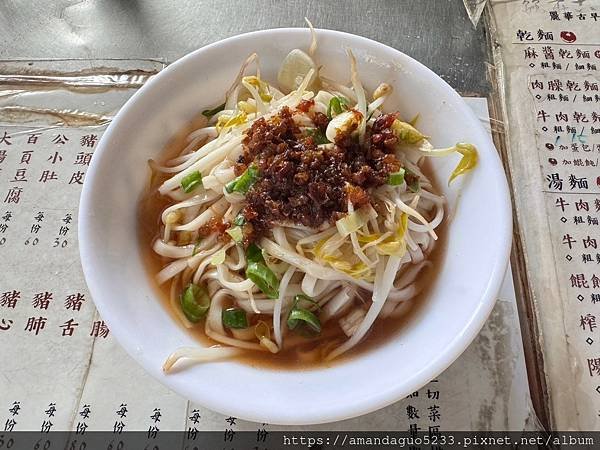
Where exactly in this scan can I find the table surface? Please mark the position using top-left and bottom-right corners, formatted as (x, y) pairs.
(0, 0), (528, 434)
(0, 0), (489, 95)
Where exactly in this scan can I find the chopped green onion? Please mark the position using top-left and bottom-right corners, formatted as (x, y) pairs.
(222, 308), (248, 329)
(327, 96), (349, 119)
(336, 209), (369, 237)
(244, 244), (279, 298)
(226, 226), (243, 243)
(234, 164), (260, 193)
(233, 214), (246, 226)
(287, 308), (321, 334)
(246, 262), (279, 299)
(405, 168), (420, 193)
(286, 294), (322, 336)
(210, 249), (226, 265)
(293, 294), (320, 311)
(180, 283), (210, 323)
(202, 102), (225, 118)
(225, 164), (260, 194)
(180, 171), (202, 193)
(387, 168), (406, 186)
(225, 179), (237, 193)
(246, 243), (264, 264)
(254, 320), (271, 340)
(192, 239), (203, 256)
(306, 128), (330, 145)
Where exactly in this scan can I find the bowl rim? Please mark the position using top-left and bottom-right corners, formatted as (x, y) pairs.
(79, 26), (513, 425)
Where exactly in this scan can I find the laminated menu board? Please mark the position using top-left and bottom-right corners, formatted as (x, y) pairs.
(0, 58), (535, 435)
(489, 0), (600, 430)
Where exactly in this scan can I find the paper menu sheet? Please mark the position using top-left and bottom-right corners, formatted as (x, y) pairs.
(489, 0), (600, 430)
(0, 59), (534, 432)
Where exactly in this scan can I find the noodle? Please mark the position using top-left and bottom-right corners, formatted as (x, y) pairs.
(151, 26), (477, 372)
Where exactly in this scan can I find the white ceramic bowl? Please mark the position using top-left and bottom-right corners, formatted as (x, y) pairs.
(79, 28), (512, 425)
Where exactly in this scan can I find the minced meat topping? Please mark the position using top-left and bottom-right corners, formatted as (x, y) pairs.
(236, 106), (402, 239)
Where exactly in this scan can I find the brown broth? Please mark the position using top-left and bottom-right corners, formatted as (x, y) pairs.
(138, 121), (448, 371)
